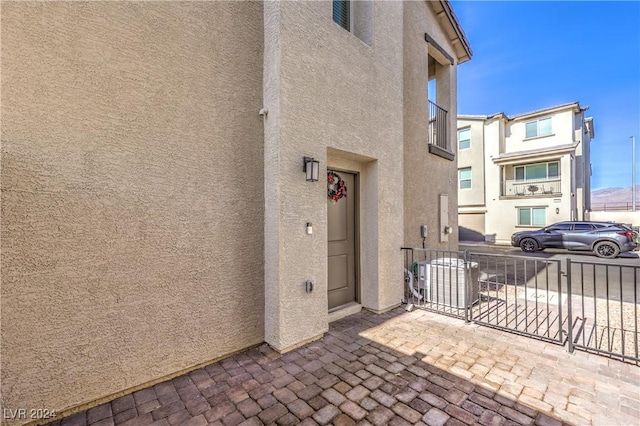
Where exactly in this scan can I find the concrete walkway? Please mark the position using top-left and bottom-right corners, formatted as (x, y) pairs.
(54, 308), (640, 426)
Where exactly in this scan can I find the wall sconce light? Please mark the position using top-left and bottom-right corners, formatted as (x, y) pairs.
(303, 157), (320, 182)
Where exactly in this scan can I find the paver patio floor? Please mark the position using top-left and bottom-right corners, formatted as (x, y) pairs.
(54, 308), (640, 426)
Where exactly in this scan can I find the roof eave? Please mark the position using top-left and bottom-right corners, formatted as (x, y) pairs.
(434, 0), (473, 64)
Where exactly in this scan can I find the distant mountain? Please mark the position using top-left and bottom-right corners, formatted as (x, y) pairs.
(591, 186), (638, 210)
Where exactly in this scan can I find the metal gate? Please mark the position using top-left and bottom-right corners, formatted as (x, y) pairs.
(402, 248), (640, 364)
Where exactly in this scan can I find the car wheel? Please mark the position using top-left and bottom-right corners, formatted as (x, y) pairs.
(519, 238), (538, 253)
(594, 241), (620, 259)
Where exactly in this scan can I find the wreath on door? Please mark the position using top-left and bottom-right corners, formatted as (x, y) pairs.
(327, 171), (347, 203)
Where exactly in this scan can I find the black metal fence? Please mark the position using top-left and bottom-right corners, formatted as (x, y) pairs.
(402, 248), (640, 364)
(428, 101), (448, 150)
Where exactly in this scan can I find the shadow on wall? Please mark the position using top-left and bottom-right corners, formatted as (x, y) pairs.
(459, 226), (485, 242)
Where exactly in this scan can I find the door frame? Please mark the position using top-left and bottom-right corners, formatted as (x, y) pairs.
(327, 167), (360, 312)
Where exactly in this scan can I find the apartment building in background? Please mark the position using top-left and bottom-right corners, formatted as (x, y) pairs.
(457, 102), (594, 243)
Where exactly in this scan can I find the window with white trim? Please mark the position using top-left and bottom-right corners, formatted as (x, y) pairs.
(458, 128), (470, 150)
(518, 207), (546, 226)
(525, 117), (552, 138)
(514, 161), (559, 181)
(459, 167), (471, 189)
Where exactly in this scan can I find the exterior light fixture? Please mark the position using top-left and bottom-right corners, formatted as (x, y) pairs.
(303, 157), (320, 182)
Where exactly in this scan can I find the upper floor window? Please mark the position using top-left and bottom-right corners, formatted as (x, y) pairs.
(518, 207), (546, 226)
(332, 0), (373, 45)
(458, 128), (471, 150)
(333, 0), (350, 31)
(515, 161), (559, 181)
(459, 167), (472, 189)
(525, 117), (552, 139)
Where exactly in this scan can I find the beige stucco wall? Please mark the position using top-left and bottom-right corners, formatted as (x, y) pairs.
(263, 0), (405, 351)
(403, 0), (460, 249)
(1, 1), (264, 420)
(505, 109), (576, 152)
(457, 119), (485, 207)
(588, 211), (640, 228)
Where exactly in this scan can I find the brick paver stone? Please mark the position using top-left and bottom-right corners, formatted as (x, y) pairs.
(203, 401), (234, 423)
(422, 408), (450, 426)
(345, 385), (370, 402)
(237, 418), (262, 426)
(237, 398), (261, 418)
(133, 388), (157, 406)
(391, 402), (422, 423)
(137, 399), (162, 415)
(119, 414), (152, 426)
(287, 399), (314, 420)
(166, 409), (190, 425)
(91, 418), (114, 426)
(332, 413), (356, 426)
(321, 388), (346, 406)
(111, 395), (135, 415)
(222, 411), (245, 426)
(478, 411), (505, 426)
(273, 388), (297, 404)
(275, 413), (300, 426)
(307, 395), (329, 411)
(87, 404), (112, 424)
(114, 408), (137, 424)
(360, 397), (379, 411)
(366, 406), (395, 426)
(339, 400), (367, 421)
(445, 404), (478, 425)
(180, 415), (207, 426)
(312, 404), (340, 425)
(498, 406), (534, 425)
(257, 403), (288, 424)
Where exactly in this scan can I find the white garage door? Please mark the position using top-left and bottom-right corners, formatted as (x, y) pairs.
(459, 213), (485, 242)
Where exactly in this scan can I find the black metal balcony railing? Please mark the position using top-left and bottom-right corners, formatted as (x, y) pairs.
(428, 100), (448, 151)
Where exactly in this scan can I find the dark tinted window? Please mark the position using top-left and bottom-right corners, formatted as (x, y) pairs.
(548, 223), (571, 231)
(333, 0), (350, 31)
(573, 223), (593, 231)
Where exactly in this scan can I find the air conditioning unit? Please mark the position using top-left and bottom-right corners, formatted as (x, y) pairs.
(424, 258), (479, 308)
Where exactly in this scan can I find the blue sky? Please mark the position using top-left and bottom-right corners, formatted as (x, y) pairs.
(451, 1), (640, 191)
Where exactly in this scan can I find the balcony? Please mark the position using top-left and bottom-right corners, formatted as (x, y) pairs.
(428, 101), (453, 160)
(503, 177), (561, 197)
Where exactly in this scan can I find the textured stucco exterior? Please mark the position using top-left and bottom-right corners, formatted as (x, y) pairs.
(403, 0), (460, 249)
(588, 211), (640, 228)
(2, 1), (265, 420)
(1, 0), (471, 421)
(457, 104), (593, 243)
(263, 0), (405, 351)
